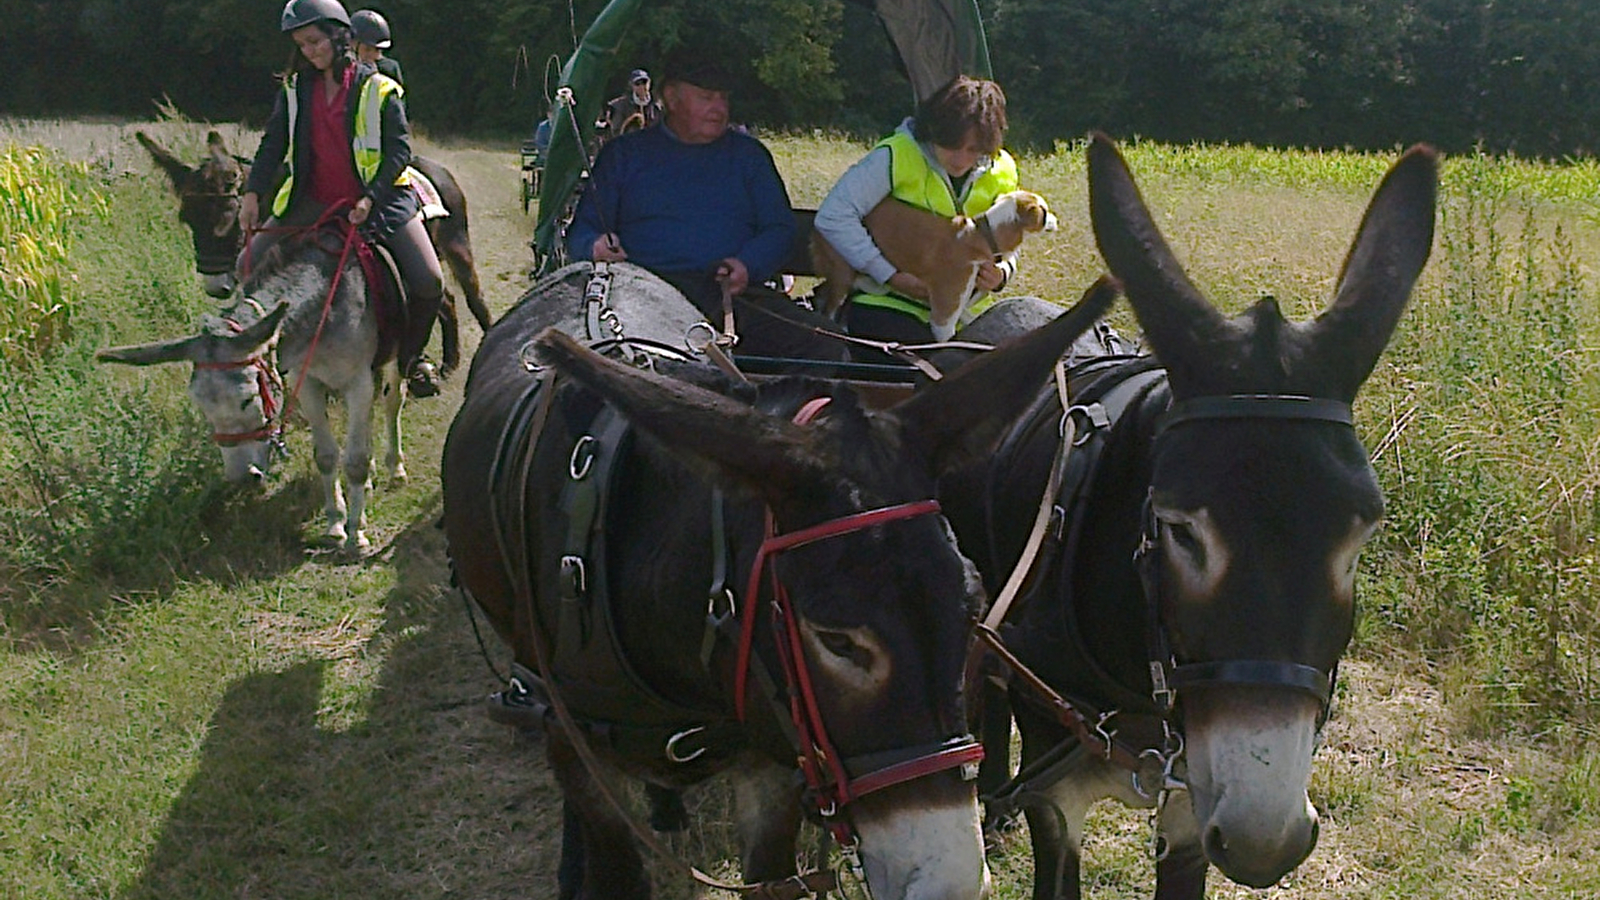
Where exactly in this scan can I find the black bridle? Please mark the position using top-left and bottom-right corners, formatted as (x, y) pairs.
(1136, 393), (1351, 725)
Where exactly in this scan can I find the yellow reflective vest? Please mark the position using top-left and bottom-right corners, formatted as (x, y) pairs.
(851, 130), (1019, 323)
(271, 70), (410, 218)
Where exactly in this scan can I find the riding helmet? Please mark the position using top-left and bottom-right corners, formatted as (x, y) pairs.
(351, 9), (392, 48)
(280, 0), (351, 32)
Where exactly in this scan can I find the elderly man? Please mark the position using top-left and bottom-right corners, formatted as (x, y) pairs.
(567, 61), (843, 361)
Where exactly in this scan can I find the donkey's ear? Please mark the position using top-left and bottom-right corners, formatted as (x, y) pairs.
(1087, 133), (1228, 376)
(205, 130), (231, 159)
(213, 300), (290, 353)
(533, 329), (832, 498)
(1308, 144), (1438, 400)
(98, 335), (204, 367)
(135, 131), (194, 194)
(890, 276), (1119, 475)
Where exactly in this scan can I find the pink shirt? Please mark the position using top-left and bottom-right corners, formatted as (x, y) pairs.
(308, 66), (363, 207)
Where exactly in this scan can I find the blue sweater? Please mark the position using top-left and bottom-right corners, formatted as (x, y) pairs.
(567, 123), (795, 285)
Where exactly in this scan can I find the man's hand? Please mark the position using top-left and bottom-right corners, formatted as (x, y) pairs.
(348, 195), (374, 227)
(239, 192), (260, 233)
(592, 233), (628, 262)
(887, 270), (930, 300)
(715, 257), (749, 296)
(975, 260), (1006, 293)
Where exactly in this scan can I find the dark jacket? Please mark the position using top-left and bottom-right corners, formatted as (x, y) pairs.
(245, 60), (418, 238)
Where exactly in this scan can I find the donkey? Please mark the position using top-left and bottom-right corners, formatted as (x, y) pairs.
(441, 261), (1118, 900)
(939, 134), (1437, 898)
(136, 129), (490, 376)
(99, 222), (405, 555)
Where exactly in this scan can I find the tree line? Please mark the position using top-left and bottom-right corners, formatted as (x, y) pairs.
(4, 0), (1600, 158)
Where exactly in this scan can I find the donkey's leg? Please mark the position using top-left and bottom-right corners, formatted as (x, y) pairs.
(731, 760), (802, 882)
(1153, 791), (1207, 900)
(340, 370), (377, 555)
(440, 226), (491, 331)
(1015, 708), (1100, 900)
(377, 361), (407, 482)
(545, 727), (651, 900)
(295, 382), (348, 546)
(436, 290), (462, 377)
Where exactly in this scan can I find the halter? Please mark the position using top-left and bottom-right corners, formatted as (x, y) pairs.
(194, 354), (284, 447)
(1137, 393), (1351, 722)
(735, 397), (984, 849)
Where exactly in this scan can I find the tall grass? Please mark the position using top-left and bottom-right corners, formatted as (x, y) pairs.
(0, 145), (106, 365)
(1363, 150), (1600, 735)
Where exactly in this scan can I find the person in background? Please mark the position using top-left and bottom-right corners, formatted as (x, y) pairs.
(238, 0), (445, 397)
(567, 61), (842, 361)
(813, 75), (1021, 347)
(595, 68), (661, 143)
(350, 9), (403, 86)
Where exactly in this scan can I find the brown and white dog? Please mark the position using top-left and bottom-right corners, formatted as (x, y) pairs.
(811, 189), (1058, 340)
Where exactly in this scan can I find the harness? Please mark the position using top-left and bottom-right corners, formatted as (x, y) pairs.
(478, 264), (982, 895)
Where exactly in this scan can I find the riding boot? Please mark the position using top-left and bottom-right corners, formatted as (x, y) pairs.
(399, 290), (445, 398)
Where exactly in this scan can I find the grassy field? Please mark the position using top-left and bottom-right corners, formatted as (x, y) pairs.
(2, 117), (1599, 899)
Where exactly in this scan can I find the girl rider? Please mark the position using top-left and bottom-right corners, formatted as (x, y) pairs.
(237, 0), (445, 397)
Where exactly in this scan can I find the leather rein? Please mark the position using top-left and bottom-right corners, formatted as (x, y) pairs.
(201, 204), (376, 449)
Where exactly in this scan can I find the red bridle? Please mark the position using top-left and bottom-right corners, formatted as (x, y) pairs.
(193, 354), (282, 446)
(733, 397), (985, 847)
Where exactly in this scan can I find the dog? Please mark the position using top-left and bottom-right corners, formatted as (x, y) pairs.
(811, 189), (1058, 340)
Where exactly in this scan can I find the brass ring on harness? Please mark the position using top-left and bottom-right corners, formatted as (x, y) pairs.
(684, 321), (719, 354)
(1062, 404), (1100, 446)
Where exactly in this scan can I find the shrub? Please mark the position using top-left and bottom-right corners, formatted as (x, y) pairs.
(0, 145), (105, 365)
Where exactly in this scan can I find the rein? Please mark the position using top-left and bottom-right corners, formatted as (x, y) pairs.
(220, 202), (371, 446)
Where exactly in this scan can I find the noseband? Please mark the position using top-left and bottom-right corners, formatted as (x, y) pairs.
(1137, 394), (1351, 722)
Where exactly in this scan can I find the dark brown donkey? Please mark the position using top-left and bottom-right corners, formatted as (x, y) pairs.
(441, 262), (1117, 900)
(136, 129), (490, 377)
(940, 134), (1437, 899)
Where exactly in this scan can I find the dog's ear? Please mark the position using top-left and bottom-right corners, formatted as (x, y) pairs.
(1021, 193), (1059, 232)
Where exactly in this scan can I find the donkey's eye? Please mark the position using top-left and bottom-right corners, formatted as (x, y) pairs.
(240, 397), (255, 411)
(817, 630), (870, 668)
(1164, 519), (1204, 565)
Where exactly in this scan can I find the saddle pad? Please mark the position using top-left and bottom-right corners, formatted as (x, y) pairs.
(404, 166), (449, 221)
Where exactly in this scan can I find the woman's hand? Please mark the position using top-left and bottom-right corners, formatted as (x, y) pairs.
(887, 270), (930, 300)
(238, 193), (260, 232)
(975, 260), (1006, 292)
(348, 195), (374, 227)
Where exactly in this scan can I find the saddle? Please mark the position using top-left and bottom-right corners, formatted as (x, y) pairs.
(404, 166), (449, 221)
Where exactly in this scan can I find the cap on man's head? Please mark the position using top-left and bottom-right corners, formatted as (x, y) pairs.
(629, 68), (650, 84)
(664, 59), (734, 93)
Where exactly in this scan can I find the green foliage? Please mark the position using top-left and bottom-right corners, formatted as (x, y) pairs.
(0, 145), (105, 365)
(1362, 150), (1600, 732)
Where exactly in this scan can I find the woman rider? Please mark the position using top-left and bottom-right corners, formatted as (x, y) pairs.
(237, 0), (445, 397)
(813, 75), (1019, 350)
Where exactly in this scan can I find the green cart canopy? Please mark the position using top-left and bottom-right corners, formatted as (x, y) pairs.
(532, 0), (991, 270)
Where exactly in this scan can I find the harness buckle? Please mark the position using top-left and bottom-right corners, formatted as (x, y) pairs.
(1149, 661), (1175, 712)
(559, 554), (587, 598)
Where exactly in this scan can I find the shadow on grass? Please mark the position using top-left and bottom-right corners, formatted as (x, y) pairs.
(7, 470), (333, 650)
(116, 510), (564, 900)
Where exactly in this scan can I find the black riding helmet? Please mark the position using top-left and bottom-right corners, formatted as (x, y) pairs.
(280, 0), (351, 32)
(351, 9), (391, 48)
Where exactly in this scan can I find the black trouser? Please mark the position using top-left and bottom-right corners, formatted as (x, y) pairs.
(659, 269), (849, 363)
